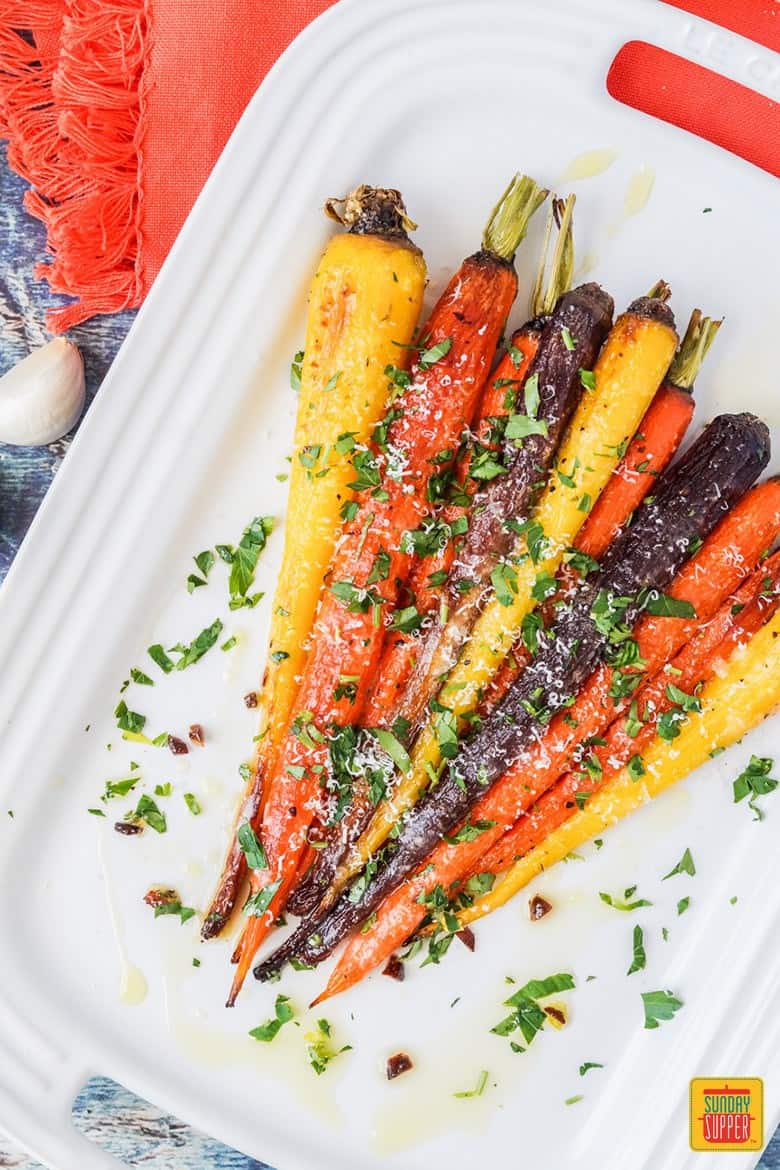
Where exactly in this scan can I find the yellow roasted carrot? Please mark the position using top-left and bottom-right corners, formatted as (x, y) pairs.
(332, 293), (678, 895)
(265, 188), (426, 744)
(202, 187), (426, 939)
(456, 606), (780, 926)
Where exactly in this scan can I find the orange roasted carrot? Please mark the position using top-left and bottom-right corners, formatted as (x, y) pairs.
(313, 484), (780, 999)
(225, 175), (548, 1004)
(482, 309), (717, 712)
(361, 324), (541, 724)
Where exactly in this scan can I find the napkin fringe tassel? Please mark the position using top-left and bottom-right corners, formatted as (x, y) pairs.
(0, 0), (149, 331)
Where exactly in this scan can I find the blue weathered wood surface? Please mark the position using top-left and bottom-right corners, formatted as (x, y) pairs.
(0, 147), (778, 1170)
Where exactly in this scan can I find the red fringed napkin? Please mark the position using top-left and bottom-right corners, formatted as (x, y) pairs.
(0, 0), (335, 331)
(2, 0), (777, 332)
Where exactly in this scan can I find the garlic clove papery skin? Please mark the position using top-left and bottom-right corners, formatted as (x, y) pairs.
(0, 338), (86, 447)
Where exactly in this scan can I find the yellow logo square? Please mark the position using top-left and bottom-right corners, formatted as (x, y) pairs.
(690, 1078), (763, 1151)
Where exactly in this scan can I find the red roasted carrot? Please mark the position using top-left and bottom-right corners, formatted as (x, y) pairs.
(360, 323), (541, 726)
(226, 175), (548, 1004)
(482, 310), (717, 712)
(313, 483), (780, 999)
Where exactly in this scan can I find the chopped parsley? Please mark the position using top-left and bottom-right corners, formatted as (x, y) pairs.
(305, 1018), (351, 1075)
(627, 924), (646, 975)
(244, 880), (282, 917)
(229, 516), (273, 606)
(237, 822), (268, 869)
(662, 847), (695, 879)
(641, 989), (683, 1030)
(599, 887), (652, 911)
(134, 795), (166, 834)
(733, 755), (778, 820)
(249, 995), (295, 1042)
(454, 1069), (489, 1099)
(290, 349), (304, 391)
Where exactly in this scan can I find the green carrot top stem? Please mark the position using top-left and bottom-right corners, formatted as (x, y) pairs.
(646, 278), (672, 302)
(668, 309), (723, 390)
(482, 173), (548, 262)
(531, 193), (575, 318)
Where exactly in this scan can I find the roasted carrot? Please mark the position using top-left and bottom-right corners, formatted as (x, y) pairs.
(483, 308), (717, 711)
(284, 320), (541, 921)
(327, 290), (679, 903)
(315, 580), (780, 1001)
(455, 602), (780, 926)
(226, 174), (549, 1002)
(305, 529), (780, 998)
(286, 199), (576, 920)
(202, 186), (426, 939)
(472, 551), (780, 881)
(254, 418), (772, 981)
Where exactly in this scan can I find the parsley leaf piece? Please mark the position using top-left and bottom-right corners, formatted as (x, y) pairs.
(561, 327), (577, 351)
(134, 795), (166, 834)
(418, 337), (452, 369)
(290, 350), (304, 392)
(183, 793), (201, 816)
(174, 618), (223, 670)
(565, 1095), (584, 1106)
(229, 516), (273, 601)
(579, 1062), (604, 1076)
(244, 880), (281, 917)
(642, 592), (696, 618)
(102, 777), (139, 800)
(641, 989), (683, 1029)
(491, 561), (518, 606)
(148, 644), (175, 673)
(504, 973), (576, 1005)
(662, 847), (696, 880)
(579, 368), (596, 391)
(677, 896), (690, 915)
(305, 1018), (351, 1075)
(237, 822), (267, 870)
(114, 700), (146, 734)
(372, 728), (412, 775)
(194, 549), (215, 578)
(249, 994), (295, 1042)
(627, 924), (646, 975)
(130, 668), (154, 687)
(599, 889), (652, 912)
(733, 755), (778, 820)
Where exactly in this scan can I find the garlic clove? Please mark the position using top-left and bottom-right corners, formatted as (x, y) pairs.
(0, 338), (86, 447)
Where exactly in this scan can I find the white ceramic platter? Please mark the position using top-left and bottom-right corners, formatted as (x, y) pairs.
(1, 1), (778, 1168)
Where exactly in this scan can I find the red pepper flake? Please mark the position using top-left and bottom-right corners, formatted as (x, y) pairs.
(244, 692), (258, 708)
(544, 1004), (567, 1027)
(456, 926), (476, 951)
(386, 1052), (413, 1080)
(529, 894), (552, 921)
(167, 734), (189, 755)
(114, 820), (142, 836)
(143, 887), (179, 909)
(382, 954), (405, 982)
(188, 723), (204, 746)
